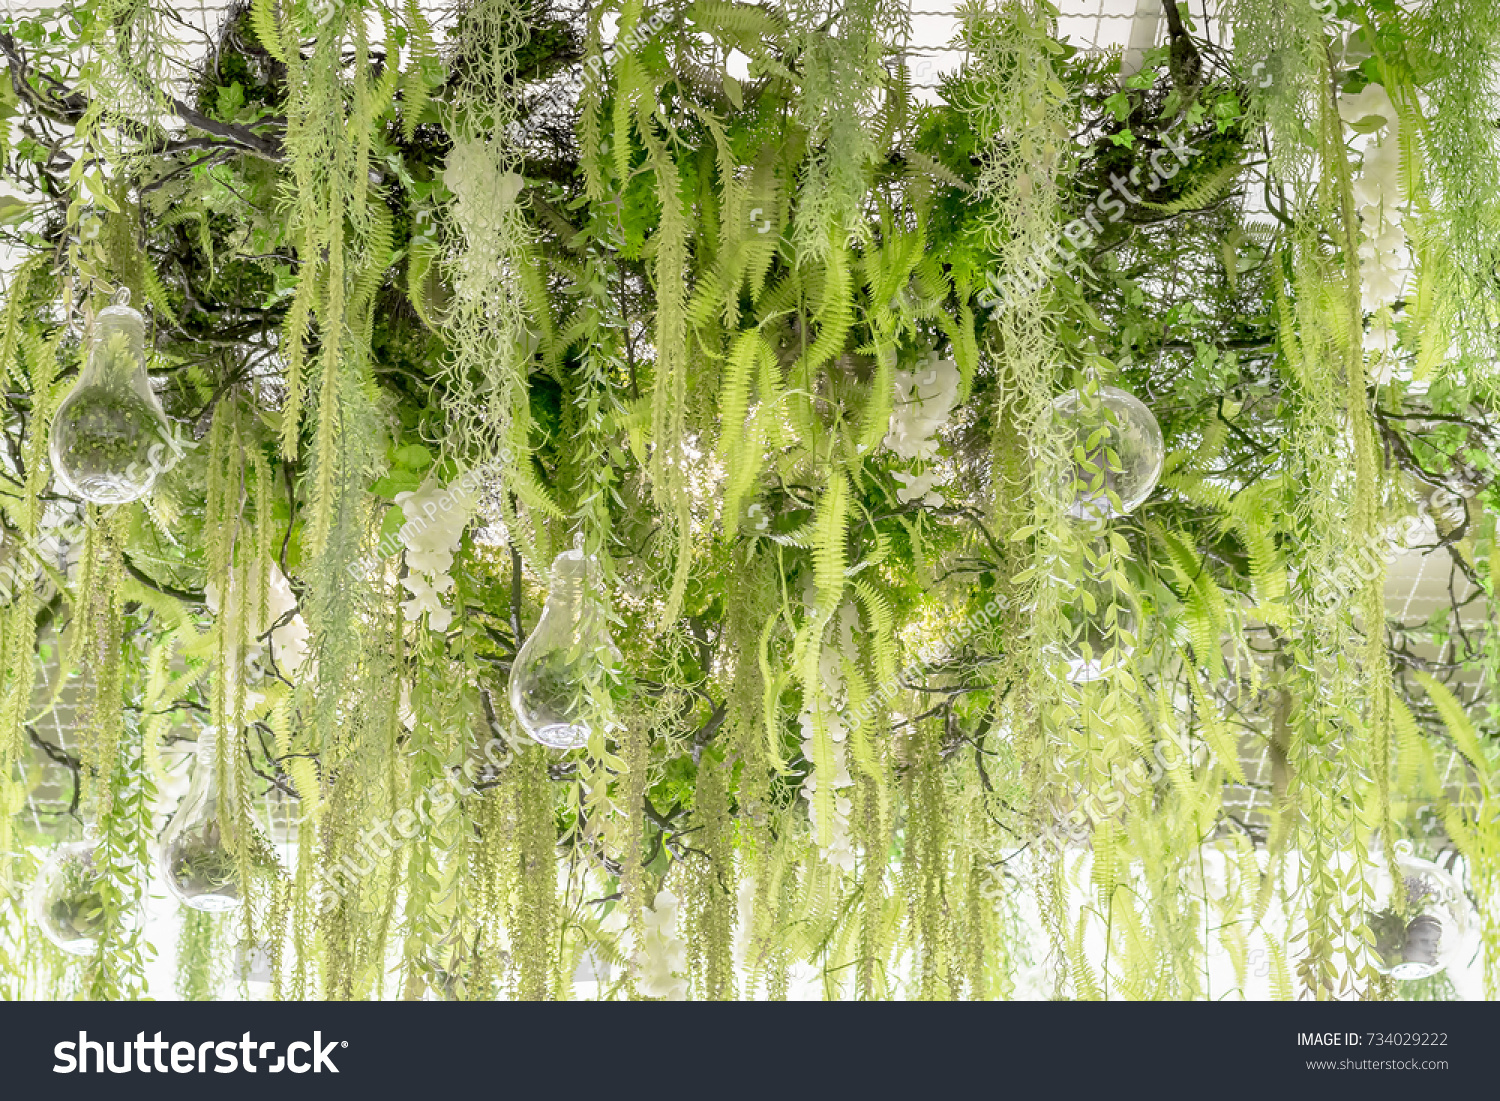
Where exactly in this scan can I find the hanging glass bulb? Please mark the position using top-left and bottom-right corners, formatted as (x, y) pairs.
(508, 540), (617, 750)
(1047, 385), (1164, 520)
(49, 287), (173, 505)
(28, 835), (112, 955)
(158, 730), (242, 912)
(1051, 570), (1137, 684)
(1367, 841), (1473, 980)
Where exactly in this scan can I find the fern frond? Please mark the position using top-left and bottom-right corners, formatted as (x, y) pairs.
(1136, 153), (1242, 215)
(1414, 671), (1492, 790)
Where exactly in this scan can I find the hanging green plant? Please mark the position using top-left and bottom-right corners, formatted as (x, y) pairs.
(0, 0), (1490, 1005)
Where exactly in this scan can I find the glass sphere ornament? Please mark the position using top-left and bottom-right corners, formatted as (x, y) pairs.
(508, 540), (618, 750)
(1052, 571), (1137, 684)
(28, 836), (112, 955)
(49, 288), (174, 505)
(1367, 841), (1473, 981)
(159, 730), (242, 912)
(1047, 385), (1164, 520)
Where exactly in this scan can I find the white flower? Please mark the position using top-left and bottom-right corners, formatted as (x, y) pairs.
(1342, 82), (1410, 366)
(406, 545), (455, 576)
(394, 475), (478, 632)
(398, 681), (416, 730)
(266, 567), (310, 675)
(1338, 83), (1396, 130)
(886, 353), (958, 511)
(401, 574), (451, 630)
(892, 469), (945, 508)
(799, 708), (857, 869)
(636, 889), (689, 999)
(836, 600), (859, 659)
(206, 564), (311, 689)
(1366, 318), (1398, 381)
(818, 647), (843, 696)
(885, 354), (960, 462)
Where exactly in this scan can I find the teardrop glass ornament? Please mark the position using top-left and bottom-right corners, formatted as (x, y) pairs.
(28, 835), (113, 955)
(49, 288), (174, 504)
(158, 730), (242, 912)
(1047, 385), (1164, 520)
(507, 544), (617, 750)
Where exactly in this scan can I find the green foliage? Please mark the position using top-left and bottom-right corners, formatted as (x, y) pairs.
(0, 0), (1492, 1004)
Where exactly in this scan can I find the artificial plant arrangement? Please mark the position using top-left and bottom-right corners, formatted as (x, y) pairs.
(0, 0), (1492, 1001)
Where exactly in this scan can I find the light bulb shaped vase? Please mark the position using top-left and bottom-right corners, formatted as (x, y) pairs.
(49, 288), (174, 504)
(159, 730), (243, 912)
(508, 546), (617, 750)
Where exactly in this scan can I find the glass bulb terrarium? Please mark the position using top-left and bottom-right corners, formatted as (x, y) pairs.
(158, 730), (242, 912)
(1367, 841), (1472, 981)
(28, 835), (113, 955)
(1046, 385), (1164, 520)
(508, 542), (617, 750)
(49, 287), (174, 505)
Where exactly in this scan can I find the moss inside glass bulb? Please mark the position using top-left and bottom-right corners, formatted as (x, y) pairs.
(1369, 907), (1408, 969)
(48, 875), (107, 940)
(51, 321), (172, 505)
(32, 845), (109, 954)
(52, 396), (166, 502)
(159, 733), (244, 912)
(163, 821), (241, 910)
(512, 656), (592, 748)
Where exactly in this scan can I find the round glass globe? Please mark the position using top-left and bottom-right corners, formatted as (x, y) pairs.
(1052, 573), (1137, 684)
(1047, 385), (1164, 520)
(28, 839), (112, 955)
(1367, 842), (1473, 981)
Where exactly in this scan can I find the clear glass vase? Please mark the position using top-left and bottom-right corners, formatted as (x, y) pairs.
(49, 288), (173, 505)
(1046, 385), (1164, 520)
(159, 730), (242, 912)
(1053, 570), (1138, 684)
(508, 546), (616, 749)
(1367, 841), (1473, 981)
